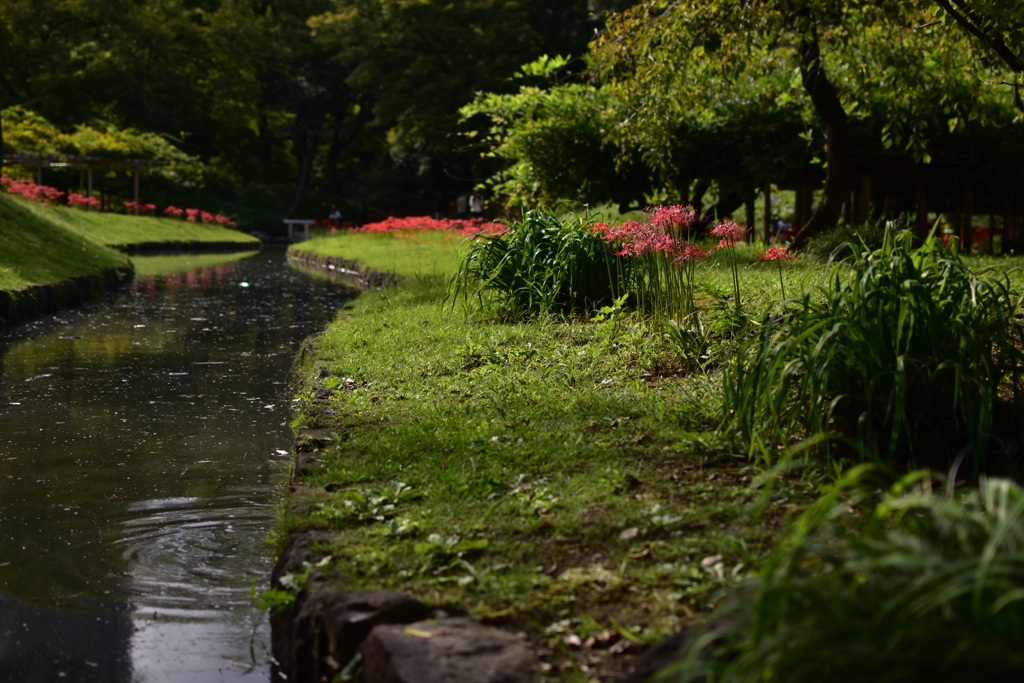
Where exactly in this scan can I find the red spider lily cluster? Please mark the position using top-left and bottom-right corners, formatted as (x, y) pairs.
(173, 207), (235, 226)
(358, 215), (505, 236)
(124, 201), (157, 215)
(590, 204), (744, 263)
(589, 204), (755, 323)
(0, 175), (238, 226)
(1, 175), (65, 205)
(67, 193), (101, 210)
(709, 220), (750, 248)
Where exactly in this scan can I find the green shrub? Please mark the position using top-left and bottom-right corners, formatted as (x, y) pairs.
(721, 228), (1023, 474)
(666, 470), (1024, 682)
(446, 207), (626, 320)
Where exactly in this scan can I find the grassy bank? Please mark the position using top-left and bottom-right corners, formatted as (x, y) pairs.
(0, 192), (130, 291)
(0, 191), (261, 325)
(280, 230), (826, 680)
(45, 205), (260, 250)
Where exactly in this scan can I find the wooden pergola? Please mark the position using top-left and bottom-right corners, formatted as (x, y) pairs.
(1, 152), (169, 204)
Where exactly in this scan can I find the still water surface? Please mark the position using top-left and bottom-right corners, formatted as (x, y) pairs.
(0, 249), (353, 682)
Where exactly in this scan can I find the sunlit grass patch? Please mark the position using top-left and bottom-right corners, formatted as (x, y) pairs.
(279, 229), (829, 679)
(0, 192), (129, 291)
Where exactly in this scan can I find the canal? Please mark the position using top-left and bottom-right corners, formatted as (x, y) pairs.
(0, 249), (353, 682)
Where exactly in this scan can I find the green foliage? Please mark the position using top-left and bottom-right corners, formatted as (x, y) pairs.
(668, 470), (1024, 682)
(460, 80), (655, 209)
(2, 107), (203, 185)
(722, 228), (1023, 474)
(446, 208), (627, 320)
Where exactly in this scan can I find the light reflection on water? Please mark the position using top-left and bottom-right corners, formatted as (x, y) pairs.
(0, 249), (353, 682)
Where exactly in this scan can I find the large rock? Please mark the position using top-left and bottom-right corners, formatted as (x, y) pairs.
(360, 617), (538, 683)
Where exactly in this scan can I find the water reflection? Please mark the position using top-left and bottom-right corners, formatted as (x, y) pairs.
(0, 249), (353, 681)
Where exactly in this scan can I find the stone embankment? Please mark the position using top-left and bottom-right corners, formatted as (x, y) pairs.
(286, 249), (400, 290)
(118, 240), (261, 255)
(272, 430), (541, 683)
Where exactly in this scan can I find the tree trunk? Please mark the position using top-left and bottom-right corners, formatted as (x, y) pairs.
(289, 103), (328, 216)
(790, 36), (850, 250)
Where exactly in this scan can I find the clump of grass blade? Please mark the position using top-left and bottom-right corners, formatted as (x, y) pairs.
(721, 228), (1023, 475)
(664, 469), (1024, 682)
(445, 207), (626, 320)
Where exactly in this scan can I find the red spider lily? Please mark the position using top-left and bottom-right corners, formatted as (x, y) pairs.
(214, 214), (237, 227)
(709, 220), (749, 245)
(647, 204), (697, 233)
(67, 193), (101, 210)
(673, 243), (713, 264)
(163, 206), (185, 218)
(358, 215), (504, 235)
(763, 246), (795, 261)
(200, 211), (214, 223)
(124, 201), (156, 215)
(185, 208), (200, 222)
(3, 178), (64, 205)
(764, 246), (796, 299)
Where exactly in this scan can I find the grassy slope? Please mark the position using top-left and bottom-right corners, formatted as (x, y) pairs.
(282, 232), (823, 681)
(0, 193), (130, 291)
(45, 205), (260, 248)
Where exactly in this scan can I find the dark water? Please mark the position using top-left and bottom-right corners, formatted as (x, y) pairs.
(0, 250), (353, 682)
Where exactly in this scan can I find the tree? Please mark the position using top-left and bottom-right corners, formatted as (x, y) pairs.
(587, 0), (1019, 247)
(931, 0), (1024, 110)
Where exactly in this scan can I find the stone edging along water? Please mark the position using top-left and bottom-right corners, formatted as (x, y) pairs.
(286, 249), (401, 290)
(272, 429), (542, 683)
(118, 240), (261, 255)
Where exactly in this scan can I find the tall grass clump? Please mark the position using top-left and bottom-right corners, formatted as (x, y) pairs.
(722, 228), (1023, 474)
(446, 207), (627, 320)
(666, 471), (1024, 682)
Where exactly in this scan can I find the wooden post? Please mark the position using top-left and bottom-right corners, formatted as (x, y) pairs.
(961, 185), (974, 252)
(915, 183), (928, 237)
(745, 193), (756, 242)
(87, 169), (94, 198)
(844, 187), (853, 225)
(133, 170), (140, 211)
(988, 214), (996, 254)
(1003, 197), (1016, 254)
(857, 176), (871, 223)
(763, 184), (772, 244)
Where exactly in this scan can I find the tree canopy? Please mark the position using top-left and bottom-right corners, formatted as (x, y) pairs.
(465, 0), (1023, 244)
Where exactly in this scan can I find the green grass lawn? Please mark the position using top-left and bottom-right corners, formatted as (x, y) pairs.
(0, 192), (130, 291)
(45, 205), (260, 249)
(280, 231), (828, 680)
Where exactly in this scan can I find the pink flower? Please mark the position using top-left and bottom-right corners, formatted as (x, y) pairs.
(647, 204), (696, 232)
(186, 208), (200, 222)
(163, 206), (184, 218)
(763, 246), (795, 261)
(709, 220), (749, 245)
(673, 244), (712, 264)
